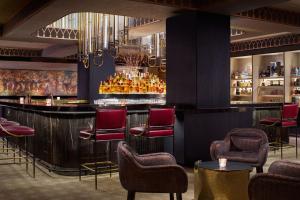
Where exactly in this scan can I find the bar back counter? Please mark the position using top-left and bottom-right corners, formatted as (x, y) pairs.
(0, 100), (283, 174)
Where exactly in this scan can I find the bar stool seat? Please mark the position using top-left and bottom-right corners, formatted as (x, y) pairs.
(260, 117), (297, 127)
(80, 129), (125, 140)
(130, 127), (173, 137)
(0, 125), (35, 136)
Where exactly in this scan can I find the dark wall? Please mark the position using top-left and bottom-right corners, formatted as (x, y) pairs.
(77, 61), (89, 100)
(77, 51), (115, 102)
(166, 13), (230, 108)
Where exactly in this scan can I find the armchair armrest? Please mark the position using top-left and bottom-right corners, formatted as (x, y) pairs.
(257, 143), (269, 166)
(210, 140), (229, 160)
(135, 153), (176, 166)
(249, 173), (300, 200)
(268, 160), (300, 178)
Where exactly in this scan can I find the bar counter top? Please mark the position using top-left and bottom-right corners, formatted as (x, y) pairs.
(0, 99), (156, 114)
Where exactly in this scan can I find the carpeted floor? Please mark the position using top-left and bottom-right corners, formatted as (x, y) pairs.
(0, 138), (299, 200)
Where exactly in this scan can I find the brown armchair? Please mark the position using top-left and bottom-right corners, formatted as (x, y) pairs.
(210, 128), (269, 173)
(117, 141), (188, 200)
(249, 160), (300, 200)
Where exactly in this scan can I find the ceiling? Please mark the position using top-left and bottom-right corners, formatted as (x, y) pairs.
(0, 0), (299, 57)
(0, 0), (32, 24)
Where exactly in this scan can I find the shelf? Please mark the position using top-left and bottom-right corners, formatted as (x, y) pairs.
(231, 86), (252, 88)
(291, 75), (300, 78)
(232, 94), (252, 97)
(258, 85), (284, 88)
(290, 85), (300, 87)
(231, 78), (252, 81)
(258, 76), (284, 79)
(260, 95), (284, 98)
(291, 94), (300, 96)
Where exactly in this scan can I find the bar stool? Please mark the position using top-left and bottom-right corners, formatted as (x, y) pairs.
(0, 124), (35, 177)
(260, 104), (299, 159)
(78, 108), (127, 190)
(0, 120), (20, 154)
(129, 107), (175, 154)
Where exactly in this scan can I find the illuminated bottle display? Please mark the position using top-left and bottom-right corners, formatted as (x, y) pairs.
(99, 72), (166, 94)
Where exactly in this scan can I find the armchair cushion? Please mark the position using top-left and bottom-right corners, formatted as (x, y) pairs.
(230, 135), (262, 152)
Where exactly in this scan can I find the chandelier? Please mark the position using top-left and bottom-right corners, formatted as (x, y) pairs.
(78, 13), (128, 68)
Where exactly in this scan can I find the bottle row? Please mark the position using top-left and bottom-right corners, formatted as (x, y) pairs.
(230, 51), (300, 104)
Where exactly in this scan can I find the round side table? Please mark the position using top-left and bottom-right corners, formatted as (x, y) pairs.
(194, 161), (253, 200)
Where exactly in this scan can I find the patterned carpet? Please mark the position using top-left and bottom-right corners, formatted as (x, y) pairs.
(0, 138), (299, 200)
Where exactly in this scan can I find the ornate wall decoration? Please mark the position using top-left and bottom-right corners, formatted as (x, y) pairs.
(231, 34), (300, 53)
(0, 47), (42, 57)
(36, 27), (78, 40)
(0, 69), (77, 96)
(235, 7), (300, 27)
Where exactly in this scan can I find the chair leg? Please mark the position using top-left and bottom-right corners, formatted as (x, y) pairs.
(296, 128), (298, 159)
(78, 138), (81, 181)
(109, 140), (112, 178)
(32, 136), (35, 178)
(25, 137), (28, 173)
(127, 191), (135, 200)
(94, 140), (98, 190)
(256, 166), (263, 173)
(18, 138), (21, 164)
(280, 127), (283, 159)
(169, 193), (174, 200)
(176, 193), (182, 200)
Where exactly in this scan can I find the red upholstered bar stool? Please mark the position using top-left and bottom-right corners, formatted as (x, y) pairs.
(0, 124), (35, 177)
(260, 104), (299, 159)
(130, 107), (175, 154)
(78, 108), (127, 190)
(0, 120), (20, 154)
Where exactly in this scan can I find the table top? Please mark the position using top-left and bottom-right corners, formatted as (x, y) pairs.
(195, 161), (253, 172)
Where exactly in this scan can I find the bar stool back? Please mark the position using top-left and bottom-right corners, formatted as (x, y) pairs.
(260, 104), (299, 158)
(79, 108), (127, 190)
(130, 107), (175, 154)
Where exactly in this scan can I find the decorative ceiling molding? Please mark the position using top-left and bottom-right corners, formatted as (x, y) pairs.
(0, 47), (42, 57)
(36, 27), (78, 40)
(235, 7), (300, 27)
(231, 34), (300, 53)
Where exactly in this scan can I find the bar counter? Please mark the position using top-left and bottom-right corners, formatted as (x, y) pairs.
(0, 100), (153, 175)
(0, 100), (285, 172)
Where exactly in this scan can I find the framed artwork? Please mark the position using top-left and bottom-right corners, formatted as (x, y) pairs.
(0, 69), (77, 96)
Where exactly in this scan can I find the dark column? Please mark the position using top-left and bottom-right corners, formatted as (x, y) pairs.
(77, 50), (115, 102)
(166, 12), (230, 108)
(88, 51), (115, 103)
(166, 13), (252, 165)
(77, 62), (89, 100)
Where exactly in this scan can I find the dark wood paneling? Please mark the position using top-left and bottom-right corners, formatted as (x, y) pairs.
(166, 14), (197, 106)
(196, 12), (230, 108)
(166, 12), (230, 108)
(183, 109), (253, 166)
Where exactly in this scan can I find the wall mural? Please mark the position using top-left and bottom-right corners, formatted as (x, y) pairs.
(0, 69), (77, 96)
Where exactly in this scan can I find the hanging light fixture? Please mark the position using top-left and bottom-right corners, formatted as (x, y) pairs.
(78, 12), (116, 68)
